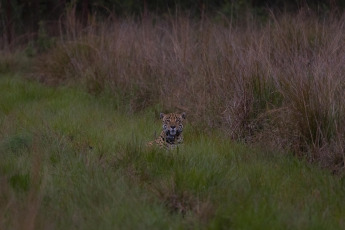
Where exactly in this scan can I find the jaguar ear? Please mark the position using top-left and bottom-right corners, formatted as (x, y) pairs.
(160, 113), (165, 119)
(181, 112), (186, 119)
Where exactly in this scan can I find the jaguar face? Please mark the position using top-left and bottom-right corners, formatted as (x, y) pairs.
(160, 112), (186, 140)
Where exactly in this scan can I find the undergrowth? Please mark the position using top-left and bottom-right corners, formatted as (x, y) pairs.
(1, 75), (345, 229)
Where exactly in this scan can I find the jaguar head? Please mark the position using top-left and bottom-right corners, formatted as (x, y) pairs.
(160, 112), (186, 142)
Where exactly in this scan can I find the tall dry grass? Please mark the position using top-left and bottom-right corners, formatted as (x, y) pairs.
(35, 10), (345, 169)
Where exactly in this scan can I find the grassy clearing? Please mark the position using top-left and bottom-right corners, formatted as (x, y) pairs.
(1, 75), (345, 229)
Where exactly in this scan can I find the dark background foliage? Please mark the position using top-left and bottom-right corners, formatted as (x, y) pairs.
(1, 0), (344, 45)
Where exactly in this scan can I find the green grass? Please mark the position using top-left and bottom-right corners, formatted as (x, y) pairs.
(1, 74), (345, 230)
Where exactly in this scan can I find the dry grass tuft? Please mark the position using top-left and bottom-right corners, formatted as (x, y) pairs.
(148, 177), (215, 224)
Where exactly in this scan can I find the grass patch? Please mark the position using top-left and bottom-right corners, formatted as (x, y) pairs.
(1, 75), (345, 229)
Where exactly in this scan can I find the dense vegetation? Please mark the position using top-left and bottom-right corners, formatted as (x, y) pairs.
(1, 1), (345, 229)
(26, 11), (344, 170)
(1, 75), (345, 229)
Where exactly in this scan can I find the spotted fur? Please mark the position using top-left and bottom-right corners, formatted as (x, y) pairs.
(147, 112), (186, 149)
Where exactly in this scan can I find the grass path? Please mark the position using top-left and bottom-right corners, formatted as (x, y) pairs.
(1, 75), (345, 229)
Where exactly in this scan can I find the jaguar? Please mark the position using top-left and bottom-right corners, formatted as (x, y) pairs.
(147, 112), (186, 149)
